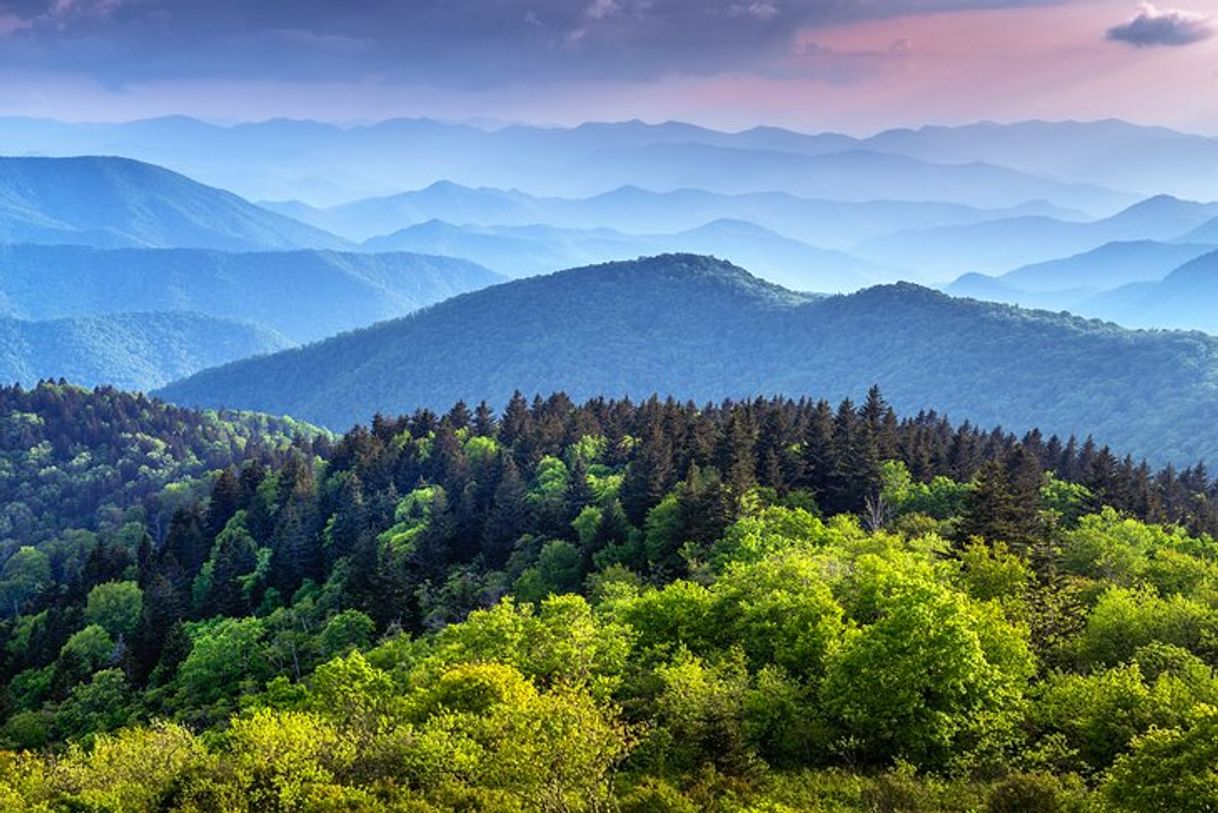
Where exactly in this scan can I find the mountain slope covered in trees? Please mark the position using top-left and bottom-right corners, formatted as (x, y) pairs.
(0, 244), (502, 343)
(0, 157), (347, 251)
(1, 384), (1217, 809)
(0, 383), (321, 547)
(0, 313), (289, 390)
(158, 254), (1218, 464)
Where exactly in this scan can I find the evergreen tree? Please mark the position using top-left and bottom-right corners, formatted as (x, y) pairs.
(482, 455), (529, 568)
(955, 447), (1045, 555)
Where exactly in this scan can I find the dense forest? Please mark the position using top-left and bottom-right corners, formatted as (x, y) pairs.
(0, 313), (289, 391)
(1, 382), (1217, 809)
(157, 254), (1218, 465)
(0, 382), (323, 548)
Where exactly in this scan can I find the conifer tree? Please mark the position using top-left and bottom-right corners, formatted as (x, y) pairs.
(482, 455), (529, 568)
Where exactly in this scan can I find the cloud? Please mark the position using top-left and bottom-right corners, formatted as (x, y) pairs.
(1107, 3), (1214, 47)
(0, 0), (1063, 88)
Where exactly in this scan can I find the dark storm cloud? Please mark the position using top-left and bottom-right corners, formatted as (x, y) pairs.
(1106, 3), (1214, 47)
(0, 0), (1062, 86)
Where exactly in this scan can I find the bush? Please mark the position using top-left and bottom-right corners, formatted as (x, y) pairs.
(986, 773), (1066, 813)
(620, 778), (698, 813)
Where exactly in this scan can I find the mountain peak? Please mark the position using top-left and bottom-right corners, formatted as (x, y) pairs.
(553, 253), (807, 305)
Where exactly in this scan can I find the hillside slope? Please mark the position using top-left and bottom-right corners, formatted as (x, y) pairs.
(0, 156), (348, 250)
(0, 244), (502, 343)
(157, 254), (1218, 463)
(0, 312), (288, 390)
(1082, 249), (1218, 335)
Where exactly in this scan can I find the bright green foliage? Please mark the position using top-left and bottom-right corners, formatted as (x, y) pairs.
(1074, 587), (1217, 668)
(57, 626), (115, 682)
(83, 582), (143, 640)
(1105, 705), (1218, 812)
(880, 460), (973, 521)
(6, 389), (1218, 809)
(820, 561), (1034, 768)
(173, 617), (270, 714)
(316, 609), (376, 660)
(711, 552), (845, 680)
(514, 540), (584, 603)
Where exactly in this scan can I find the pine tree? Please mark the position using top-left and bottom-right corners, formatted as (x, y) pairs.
(206, 526), (259, 617)
(621, 419), (676, 524)
(473, 401), (497, 436)
(325, 473), (367, 566)
(205, 469), (241, 538)
(955, 447), (1046, 556)
(482, 455), (529, 568)
(717, 407), (757, 499)
(799, 400), (835, 497)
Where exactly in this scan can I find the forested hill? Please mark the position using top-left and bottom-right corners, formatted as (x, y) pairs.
(158, 253), (1218, 464)
(0, 156), (347, 251)
(2, 385), (1218, 809)
(0, 382), (324, 547)
(0, 244), (503, 344)
(0, 312), (289, 390)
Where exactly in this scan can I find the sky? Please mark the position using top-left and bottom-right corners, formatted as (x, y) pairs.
(0, 0), (1214, 133)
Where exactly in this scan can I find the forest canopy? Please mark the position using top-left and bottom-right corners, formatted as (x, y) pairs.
(0, 383), (1216, 810)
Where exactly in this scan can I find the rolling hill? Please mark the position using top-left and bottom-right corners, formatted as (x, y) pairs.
(0, 244), (502, 343)
(0, 312), (288, 390)
(861, 119), (1218, 203)
(0, 156), (348, 251)
(156, 254), (1218, 463)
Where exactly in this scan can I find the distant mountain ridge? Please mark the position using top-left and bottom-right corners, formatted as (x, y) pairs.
(0, 312), (288, 390)
(942, 240), (1217, 310)
(0, 156), (348, 251)
(156, 254), (1218, 464)
(854, 195), (1218, 277)
(0, 115), (1200, 205)
(265, 180), (1085, 247)
(1081, 249), (1218, 335)
(361, 218), (883, 291)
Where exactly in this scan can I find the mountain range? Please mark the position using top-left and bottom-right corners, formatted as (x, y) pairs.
(6, 115), (1211, 207)
(156, 254), (1218, 464)
(264, 181), (1083, 247)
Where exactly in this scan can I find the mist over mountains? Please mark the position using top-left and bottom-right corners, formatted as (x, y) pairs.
(5, 115), (1211, 207)
(0, 116), (1214, 466)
